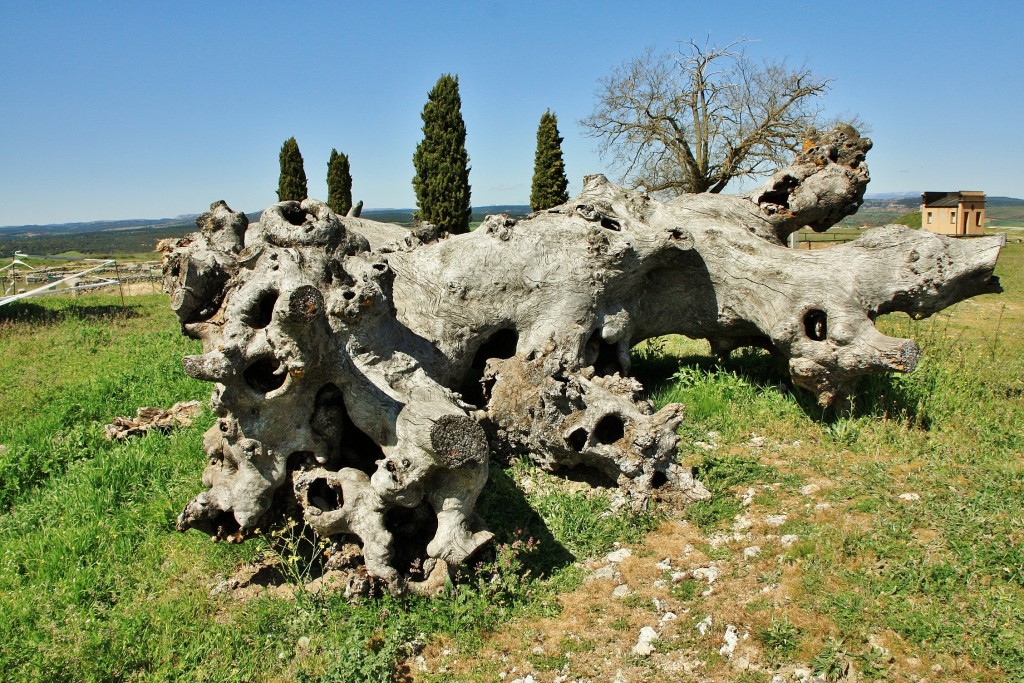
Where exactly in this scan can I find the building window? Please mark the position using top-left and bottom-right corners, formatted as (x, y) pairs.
(926, 212), (933, 224)
(950, 211), (956, 223)
(977, 212), (982, 227)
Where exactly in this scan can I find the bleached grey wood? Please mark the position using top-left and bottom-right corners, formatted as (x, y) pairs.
(163, 127), (1002, 595)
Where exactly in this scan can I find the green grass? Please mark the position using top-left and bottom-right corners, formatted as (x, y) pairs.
(3, 244), (1024, 681)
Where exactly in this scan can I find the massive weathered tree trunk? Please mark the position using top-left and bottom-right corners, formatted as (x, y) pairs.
(163, 127), (1002, 595)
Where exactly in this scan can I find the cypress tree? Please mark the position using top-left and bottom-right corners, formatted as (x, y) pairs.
(277, 137), (307, 202)
(530, 110), (569, 211)
(327, 149), (353, 215)
(412, 74), (471, 234)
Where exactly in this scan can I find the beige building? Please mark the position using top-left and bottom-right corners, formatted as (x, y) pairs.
(921, 191), (986, 236)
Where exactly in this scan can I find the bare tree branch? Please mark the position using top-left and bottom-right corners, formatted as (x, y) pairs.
(580, 39), (842, 197)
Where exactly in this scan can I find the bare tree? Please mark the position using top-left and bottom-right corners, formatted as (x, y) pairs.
(581, 40), (834, 195)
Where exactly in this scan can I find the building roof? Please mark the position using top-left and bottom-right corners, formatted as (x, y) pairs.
(921, 191), (986, 208)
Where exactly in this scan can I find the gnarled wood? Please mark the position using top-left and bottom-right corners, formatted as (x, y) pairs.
(163, 127), (1002, 594)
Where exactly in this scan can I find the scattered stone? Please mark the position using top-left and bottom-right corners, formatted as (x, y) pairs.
(670, 571), (688, 583)
(605, 547), (632, 563)
(632, 626), (659, 656)
(656, 557), (672, 570)
(653, 579), (667, 589)
(780, 534), (799, 547)
(719, 624), (739, 658)
(692, 565), (720, 584)
(531, 646), (544, 655)
(741, 487), (756, 506)
(660, 611), (678, 625)
(748, 434), (768, 448)
(733, 515), (753, 532)
(706, 430), (721, 441)
(509, 676), (537, 683)
(899, 492), (921, 502)
(652, 597), (666, 612)
(932, 664), (943, 675)
(765, 514), (788, 527)
(612, 584), (630, 598)
(696, 615), (712, 635)
(743, 545), (761, 559)
(793, 669), (812, 682)
(590, 564), (618, 581)
(814, 502), (832, 511)
(296, 636), (310, 651)
(771, 675), (786, 683)
(694, 441), (716, 451)
(799, 483), (820, 496)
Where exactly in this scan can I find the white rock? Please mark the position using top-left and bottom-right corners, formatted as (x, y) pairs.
(656, 557), (672, 570)
(652, 579), (667, 588)
(799, 483), (820, 496)
(692, 565), (720, 584)
(765, 514), (788, 527)
(741, 487), (756, 506)
(780, 534), (799, 547)
(652, 597), (666, 612)
(793, 668), (812, 682)
(612, 584), (630, 598)
(706, 430), (721, 441)
(719, 624), (739, 658)
(694, 440), (716, 451)
(296, 636), (311, 650)
(748, 435), (767, 448)
(590, 564), (617, 581)
(632, 626), (659, 656)
(670, 571), (689, 583)
(660, 611), (678, 624)
(743, 546), (761, 559)
(899, 492), (921, 501)
(696, 615), (712, 635)
(605, 548), (632, 563)
(814, 502), (832, 511)
(733, 515), (753, 532)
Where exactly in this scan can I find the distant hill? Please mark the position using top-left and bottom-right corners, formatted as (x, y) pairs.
(0, 205), (533, 257)
(362, 205), (532, 227)
(840, 196), (1024, 227)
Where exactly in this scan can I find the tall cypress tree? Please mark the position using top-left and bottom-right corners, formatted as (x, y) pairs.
(412, 74), (471, 234)
(327, 149), (353, 215)
(277, 137), (307, 202)
(530, 110), (569, 211)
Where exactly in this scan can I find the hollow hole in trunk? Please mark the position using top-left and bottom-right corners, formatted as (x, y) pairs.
(460, 328), (519, 407)
(244, 357), (286, 393)
(599, 216), (621, 231)
(804, 309), (828, 341)
(566, 427), (588, 452)
(585, 330), (622, 376)
(593, 414), (625, 445)
(281, 204), (308, 226)
(307, 477), (342, 512)
(385, 502), (438, 579)
(311, 384), (383, 476)
(651, 470), (668, 489)
(249, 289), (278, 329)
(287, 450), (317, 472)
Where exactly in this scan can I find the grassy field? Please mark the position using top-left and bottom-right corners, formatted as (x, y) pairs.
(1, 244), (1022, 682)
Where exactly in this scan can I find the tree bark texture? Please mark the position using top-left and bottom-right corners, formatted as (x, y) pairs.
(163, 127), (1002, 595)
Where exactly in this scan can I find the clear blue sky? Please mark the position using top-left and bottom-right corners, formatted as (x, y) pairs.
(2, 0), (1022, 225)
